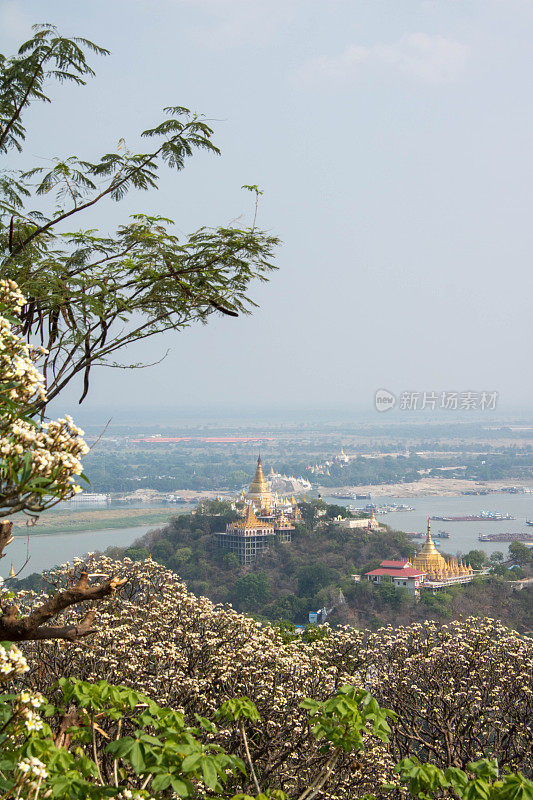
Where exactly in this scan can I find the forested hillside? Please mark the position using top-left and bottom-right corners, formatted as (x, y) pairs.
(109, 502), (533, 631)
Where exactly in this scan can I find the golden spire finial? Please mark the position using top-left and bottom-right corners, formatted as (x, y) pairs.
(9, 563), (15, 578)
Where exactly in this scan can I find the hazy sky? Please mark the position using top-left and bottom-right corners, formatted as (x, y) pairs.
(1, 0), (532, 419)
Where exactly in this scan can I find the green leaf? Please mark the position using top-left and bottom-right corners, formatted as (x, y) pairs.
(467, 759), (500, 780)
(170, 776), (191, 797)
(181, 753), (203, 772)
(128, 740), (145, 773)
(201, 758), (219, 790)
(151, 773), (171, 792)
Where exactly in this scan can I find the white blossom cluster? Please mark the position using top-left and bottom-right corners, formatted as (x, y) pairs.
(0, 280), (46, 406)
(18, 690), (44, 708)
(1, 414), (89, 482)
(15, 689), (45, 733)
(0, 643), (29, 680)
(17, 756), (48, 780)
(0, 280), (25, 311)
(0, 280), (89, 509)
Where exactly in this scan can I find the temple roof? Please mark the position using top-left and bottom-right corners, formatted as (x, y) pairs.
(228, 502), (272, 530)
(366, 567), (426, 578)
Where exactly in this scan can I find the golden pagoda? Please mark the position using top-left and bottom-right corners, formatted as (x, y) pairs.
(413, 519), (448, 574)
(227, 502), (268, 531)
(245, 456), (274, 510)
(413, 519), (474, 582)
(368, 509), (380, 530)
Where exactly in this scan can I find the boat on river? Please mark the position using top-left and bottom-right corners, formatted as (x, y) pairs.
(431, 512), (514, 522)
(478, 532), (533, 543)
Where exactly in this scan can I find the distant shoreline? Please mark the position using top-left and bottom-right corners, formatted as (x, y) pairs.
(10, 507), (181, 537)
(318, 478), (533, 499)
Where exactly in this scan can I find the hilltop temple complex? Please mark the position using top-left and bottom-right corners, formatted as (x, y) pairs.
(242, 456), (302, 520)
(216, 457), (302, 564)
(366, 519), (474, 595)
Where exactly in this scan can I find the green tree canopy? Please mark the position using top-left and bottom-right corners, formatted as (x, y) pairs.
(508, 541), (532, 567)
(463, 550), (487, 570)
(0, 24), (278, 409)
(232, 571), (271, 612)
(297, 563), (335, 598)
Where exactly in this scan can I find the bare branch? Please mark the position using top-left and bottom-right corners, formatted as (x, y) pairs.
(0, 521), (14, 560)
(0, 572), (127, 642)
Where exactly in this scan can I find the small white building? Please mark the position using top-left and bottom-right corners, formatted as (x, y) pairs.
(332, 512), (381, 531)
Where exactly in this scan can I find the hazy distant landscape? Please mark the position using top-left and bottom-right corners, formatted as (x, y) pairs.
(76, 417), (533, 495)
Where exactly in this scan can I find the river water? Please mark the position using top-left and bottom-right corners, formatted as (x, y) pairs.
(6, 525), (154, 578)
(322, 492), (533, 557)
(4, 492), (533, 579)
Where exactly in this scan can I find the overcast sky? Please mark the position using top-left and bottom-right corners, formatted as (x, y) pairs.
(1, 0), (532, 421)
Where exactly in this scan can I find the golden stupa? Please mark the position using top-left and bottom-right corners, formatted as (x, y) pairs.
(413, 519), (448, 574)
(289, 494), (302, 521)
(245, 456), (274, 509)
(414, 519), (474, 580)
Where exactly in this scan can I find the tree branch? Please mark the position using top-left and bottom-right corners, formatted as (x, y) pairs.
(8, 129), (194, 259)
(0, 572), (127, 642)
(0, 521), (14, 559)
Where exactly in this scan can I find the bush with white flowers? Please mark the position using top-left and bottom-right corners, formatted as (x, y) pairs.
(18, 556), (533, 798)
(0, 279), (89, 517)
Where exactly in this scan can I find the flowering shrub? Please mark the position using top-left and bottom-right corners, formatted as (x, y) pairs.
(0, 280), (116, 643)
(20, 556), (397, 798)
(1, 638), (531, 799)
(19, 557), (533, 797)
(0, 647), (397, 800)
(308, 618), (533, 772)
(394, 756), (533, 800)
(0, 662), (246, 799)
(0, 279), (89, 517)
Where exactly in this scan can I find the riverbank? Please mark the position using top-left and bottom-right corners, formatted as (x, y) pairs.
(318, 477), (533, 499)
(10, 507), (184, 537)
(7, 525), (156, 577)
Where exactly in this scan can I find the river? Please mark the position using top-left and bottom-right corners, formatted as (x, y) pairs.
(322, 492), (533, 557)
(6, 525), (153, 578)
(5, 492), (533, 578)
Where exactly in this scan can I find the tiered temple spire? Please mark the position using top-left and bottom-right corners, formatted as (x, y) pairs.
(413, 518), (472, 580)
(245, 456), (274, 509)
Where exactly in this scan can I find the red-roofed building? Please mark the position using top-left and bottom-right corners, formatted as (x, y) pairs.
(366, 560), (427, 595)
